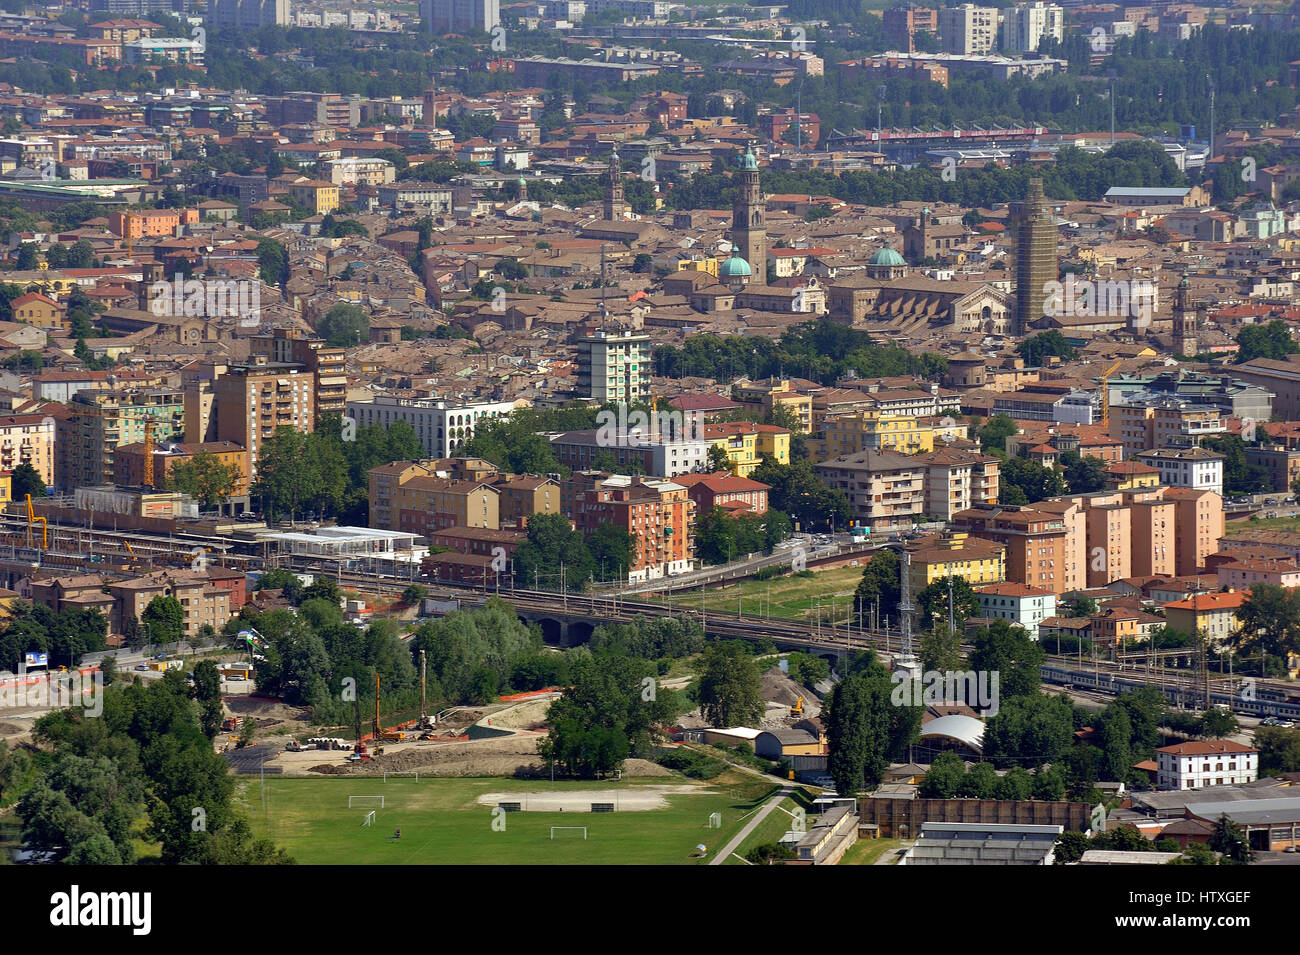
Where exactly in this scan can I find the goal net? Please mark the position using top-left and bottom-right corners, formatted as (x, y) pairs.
(550, 826), (588, 840)
(349, 795), (385, 809)
(361, 810), (376, 828)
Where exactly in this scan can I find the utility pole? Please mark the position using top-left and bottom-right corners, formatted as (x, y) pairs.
(947, 575), (955, 637)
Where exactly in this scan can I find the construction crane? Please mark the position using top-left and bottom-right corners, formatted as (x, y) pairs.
(372, 674), (405, 751)
(24, 494), (46, 550)
(1099, 359), (1123, 429)
(115, 413), (159, 488)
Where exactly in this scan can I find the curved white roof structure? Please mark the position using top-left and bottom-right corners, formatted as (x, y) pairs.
(919, 714), (985, 755)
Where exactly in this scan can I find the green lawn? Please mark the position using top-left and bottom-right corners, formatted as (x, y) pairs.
(648, 565), (867, 625)
(722, 788), (815, 865)
(1232, 514), (1300, 533)
(838, 837), (905, 866)
(239, 771), (780, 865)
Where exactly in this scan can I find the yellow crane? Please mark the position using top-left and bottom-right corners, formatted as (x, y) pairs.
(24, 494), (47, 550)
(1099, 359), (1123, 429)
(116, 413), (158, 487)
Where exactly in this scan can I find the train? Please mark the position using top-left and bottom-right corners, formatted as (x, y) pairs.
(1041, 664), (1300, 721)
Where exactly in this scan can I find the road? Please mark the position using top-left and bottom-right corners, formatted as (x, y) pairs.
(709, 783), (796, 865)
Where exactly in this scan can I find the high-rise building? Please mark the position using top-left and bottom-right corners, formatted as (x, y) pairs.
(576, 329), (651, 403)
(422, 0), (500, 33)
(210, 0), (290, 29)
(1172, 270), (1198, 358)
(883, 5), (939, 52)
(92, 0), (192, 14)
(59, 388), (185, 489)
(938, 3), (997, 54)
(1011, 177), (1057, 337)
(249, 327), (346, 422)
(730, 144), (766, 283)
(1000, 2), (1063, 54)
(603, 148), (628, 221)
(213, 363), (315, 480)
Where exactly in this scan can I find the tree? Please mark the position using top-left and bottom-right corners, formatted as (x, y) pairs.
(14, 241), (37, 270)
(1016, 330), (1077, 366)
(697, 643), (763, 728)
(1060, 591), (1098, 618)
(969, 619), (1044, 700)
(854, 548), (900, 625)
(749, 457), (850, 532)
(918, 751), (966, 798)
(513, 512), (595, 592)
(256, 237), (288, 287)
(1232, 583), (1300, 664)
(1255, 726), (1300, 775)
(919, 622), (963, 673)
(825, 654), (920, 793)
(1099, 704), (1133, 782)
(168, 450), (242, 506)
(1061, 450), (1106, 494)
(982, 692), (1074, 768)
(317, 302), (369, 347)
(9, 462), (45, 499)
(191, 660), (223, 739)
(1000, 456), (1066, 503)
(1236, 320), (1298, 363)
(978, 415), (1018, 453)
(587, 523), (633, 582)
(1200, 707), (1238, 739)
(1209, 813), (1250, 864)
(916, 576), (979, 632)
(142, 595), (184, 645)
(705, 444), (731, 472)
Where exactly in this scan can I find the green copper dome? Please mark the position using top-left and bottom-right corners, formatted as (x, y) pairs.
(741, 145), (758, 171)
(870, 246), (906, 267)
(719, 252), (752, 278)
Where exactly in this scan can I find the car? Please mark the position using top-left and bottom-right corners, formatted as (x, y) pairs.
(134, 663), (150, 671)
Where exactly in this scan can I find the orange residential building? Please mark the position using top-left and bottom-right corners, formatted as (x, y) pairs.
(1128, 490), (1176, 578)
(114, 440), (250, 497)
(951, 504), (1067, 593)
(109, 207), (200, 240)
(1166, 487), (1224, 575)
(9, 292), (66, 330)
(574, 475), (694, 582)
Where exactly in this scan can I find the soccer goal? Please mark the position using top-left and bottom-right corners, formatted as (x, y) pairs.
(361, 810), (376, 828)
(550, 826), (588, 840)
(383, 772), (419, 782)
(349, 795), (385, 809)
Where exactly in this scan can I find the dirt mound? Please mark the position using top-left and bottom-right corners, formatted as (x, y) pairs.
(0, 721), (27, 737)
(309, 763), (350, 775)
(760, 666), (816, 708)
(225, 697), (310, 723)
(623, 758), (672, 777)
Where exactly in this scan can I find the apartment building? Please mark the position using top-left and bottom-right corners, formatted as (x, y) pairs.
(816, 449), (927, 529)
(347, 396), (517, 459)
(0, 413), (55, 485)
(1166, 487), (1224, 575)
(673, 472), (770, 516)
(1109, 396), (1224, 454)
(549, 429), (713, 479)
(210, 0), (289, 28)
(918, 447), (1000, 520)
(975, 583), (1057, 639)
(698, 421), (790, 476)
(883, 5), (939, 52)
(212, 363), (315, 480)
(422, 0), (500, 33)
(906, 531), (1006, 593)
(492, 474), (559, 527)
(1000, 2), (1063, 54)
(811, 412), (936, 459)
(1163, 591), (1245, 648)
(1245, 446), (1300, 494)
(576, 329), (652, 404)
(939, 4), (997, 53)
(114, 440), (250, 499)
(1156, 740), (1258, 791)
(286, 179), (340, 215)
(1136, 447), (1225, 496)
(108, 569), (233, 638)
(250, 327), (347, 421)
(367, 461), (501, 534)
(952, 504), (1068, 593)
(1215, 557), (1300, 591)
(573, 475), (694, 582)
(732, 379), (814, 434)
(59, 387), (185, 489)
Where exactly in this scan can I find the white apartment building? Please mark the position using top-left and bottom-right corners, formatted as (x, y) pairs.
(325, 157), (396, 187)
(576, 329), (652, 403)
(975, 583), (1056, 639)
(939, 4), (998, 54)
(1156, 740), (1259, 791)
(346, 396), (517, 458)
(1000, 2), (1064, 54)
(423, 0), (500, 33)
(1135, 447), (1225, 496)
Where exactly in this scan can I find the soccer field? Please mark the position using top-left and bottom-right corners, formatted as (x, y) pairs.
(238, 772), (781, 865)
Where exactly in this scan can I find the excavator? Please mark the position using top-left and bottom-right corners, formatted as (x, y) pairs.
(791, 695), (804, 717)
(24, 494), (46, 550)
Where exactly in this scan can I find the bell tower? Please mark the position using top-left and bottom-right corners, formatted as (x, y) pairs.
(730, 144), (766, 283)
(1173, 269), (1198, 358)
(603, 148), (628, 221)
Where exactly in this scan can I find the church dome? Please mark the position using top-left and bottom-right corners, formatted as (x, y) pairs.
(719, 252), (752, 278)
(741, 145), (758, 171)
(869, 246), (906, 267)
